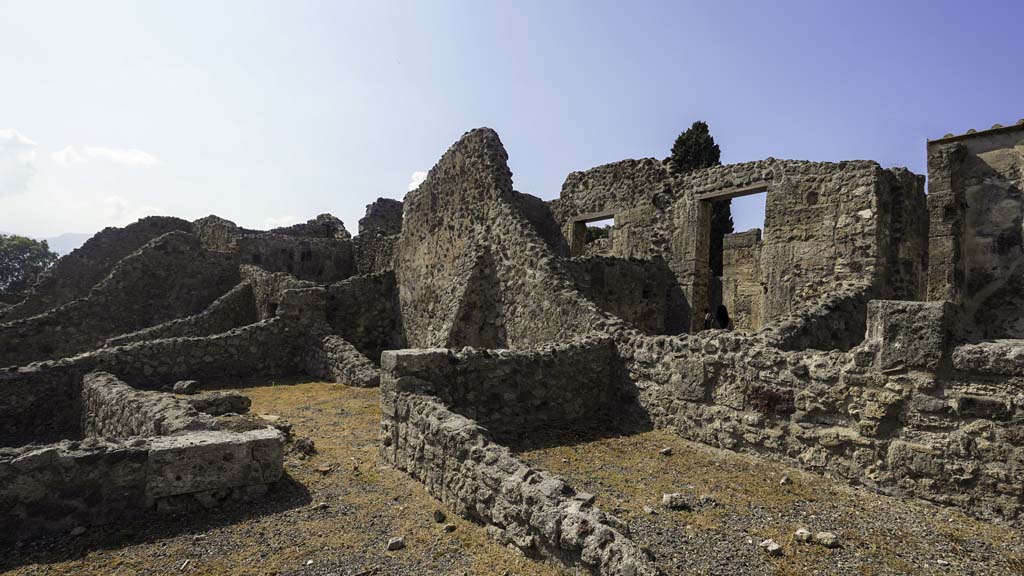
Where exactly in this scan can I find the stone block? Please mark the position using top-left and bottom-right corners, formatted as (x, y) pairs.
(866, 300), (953, 371)
(146, 428), (284, 499)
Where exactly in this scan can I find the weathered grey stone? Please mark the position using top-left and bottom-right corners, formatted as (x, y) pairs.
(173, 380), (200, 394)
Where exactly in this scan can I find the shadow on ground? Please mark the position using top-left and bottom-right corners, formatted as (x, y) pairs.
(0, 472), (312, 572)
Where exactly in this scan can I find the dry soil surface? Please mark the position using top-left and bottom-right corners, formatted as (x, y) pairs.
(518, 426), (1024, 576)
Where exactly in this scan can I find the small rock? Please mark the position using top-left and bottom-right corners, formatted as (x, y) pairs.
(779, 475), (792, 486)
(173, 380), (200, 395)
(759, 538), (783, 556)
(312, 502), (329, 511)
(659, 447), (673, 456)
(661, 493), (692, 511)
(386, 536), (406, 551)
(259, 414), (281, 422)
(574, 492), (596, 506)
(316, 465), (333, 474)
(643, 506), (657, 515)
(443, 524), (457, 533)
(433, 509), (446, 523)
(794, 528), (812, 543)
(814, 531), (840, 548)
(70, 526), (86, 537)
(305, 559), (313, 566)
(291, 437), (316, 457)
(937, 559), (950, 567)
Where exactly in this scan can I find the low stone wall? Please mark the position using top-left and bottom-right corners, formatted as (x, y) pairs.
(381, 336), (620, 440)
(0, 311), (314, 446)
(81, 372), (218, 438)
(0, 427), (283, 543)
(105, 280), (258, 347)
(618, 300), (1024, 524)
(304, 335), (380, 387)
(380, 386), (659, 575)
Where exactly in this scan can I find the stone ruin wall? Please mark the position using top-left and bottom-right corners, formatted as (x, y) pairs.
(380, 344), (659, 576)
(0, 216), (194, 322)
(927, 123), (1024, 339)
(721, 229), (763, 331)
(396, 129), (611, 351)
(1, 371), (284, 543)
(6, 120), (1024, 561)
(0, 231), (241, 368)
(554, 157), (926, 339)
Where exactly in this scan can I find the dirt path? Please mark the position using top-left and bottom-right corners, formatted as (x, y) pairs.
(1, 382), (567, 576)
(519, 427), (1024, 576)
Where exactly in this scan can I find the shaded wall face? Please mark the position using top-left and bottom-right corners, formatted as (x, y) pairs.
(929, 128), (1024, 339)
(721, 230), (763, 331)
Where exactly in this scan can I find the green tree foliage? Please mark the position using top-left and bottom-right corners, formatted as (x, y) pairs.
(0, 234), (58, 295)
(669, 121), (734, 276)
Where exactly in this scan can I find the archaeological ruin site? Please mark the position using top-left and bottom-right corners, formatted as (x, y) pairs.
(3, 119), (1024, 575)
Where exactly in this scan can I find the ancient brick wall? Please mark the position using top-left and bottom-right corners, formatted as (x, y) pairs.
(0, 231), (240, 368)
(0, 216), (194, 322)
(235, 235), (354, 283)
(927, 123), (1024, 339)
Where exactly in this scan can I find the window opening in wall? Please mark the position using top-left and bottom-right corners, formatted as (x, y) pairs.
(585, 217), (614, 248)
(569, 210), (618, 257)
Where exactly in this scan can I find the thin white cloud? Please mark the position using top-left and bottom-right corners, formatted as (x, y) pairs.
(0, 129), (38, 197)
(103, 195), (164, 223)
(52, 145), (159, 166)
(408, 170), (427, 191)
(264, 215), (297, 228)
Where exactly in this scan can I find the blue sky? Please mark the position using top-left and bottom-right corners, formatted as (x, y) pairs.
(0, 0), (1021, 237)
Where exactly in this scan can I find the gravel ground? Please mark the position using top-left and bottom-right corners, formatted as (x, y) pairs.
(0, 382), (568, 576)
(517, 427), (1024, 576)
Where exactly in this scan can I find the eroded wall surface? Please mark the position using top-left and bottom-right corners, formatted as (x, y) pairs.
(0, 231), (240, 368)
(396, 128), (612, 350)
(927, 124), (1024, 339)
(555, 158), (926, 335)
(0, 216), (194, 322)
